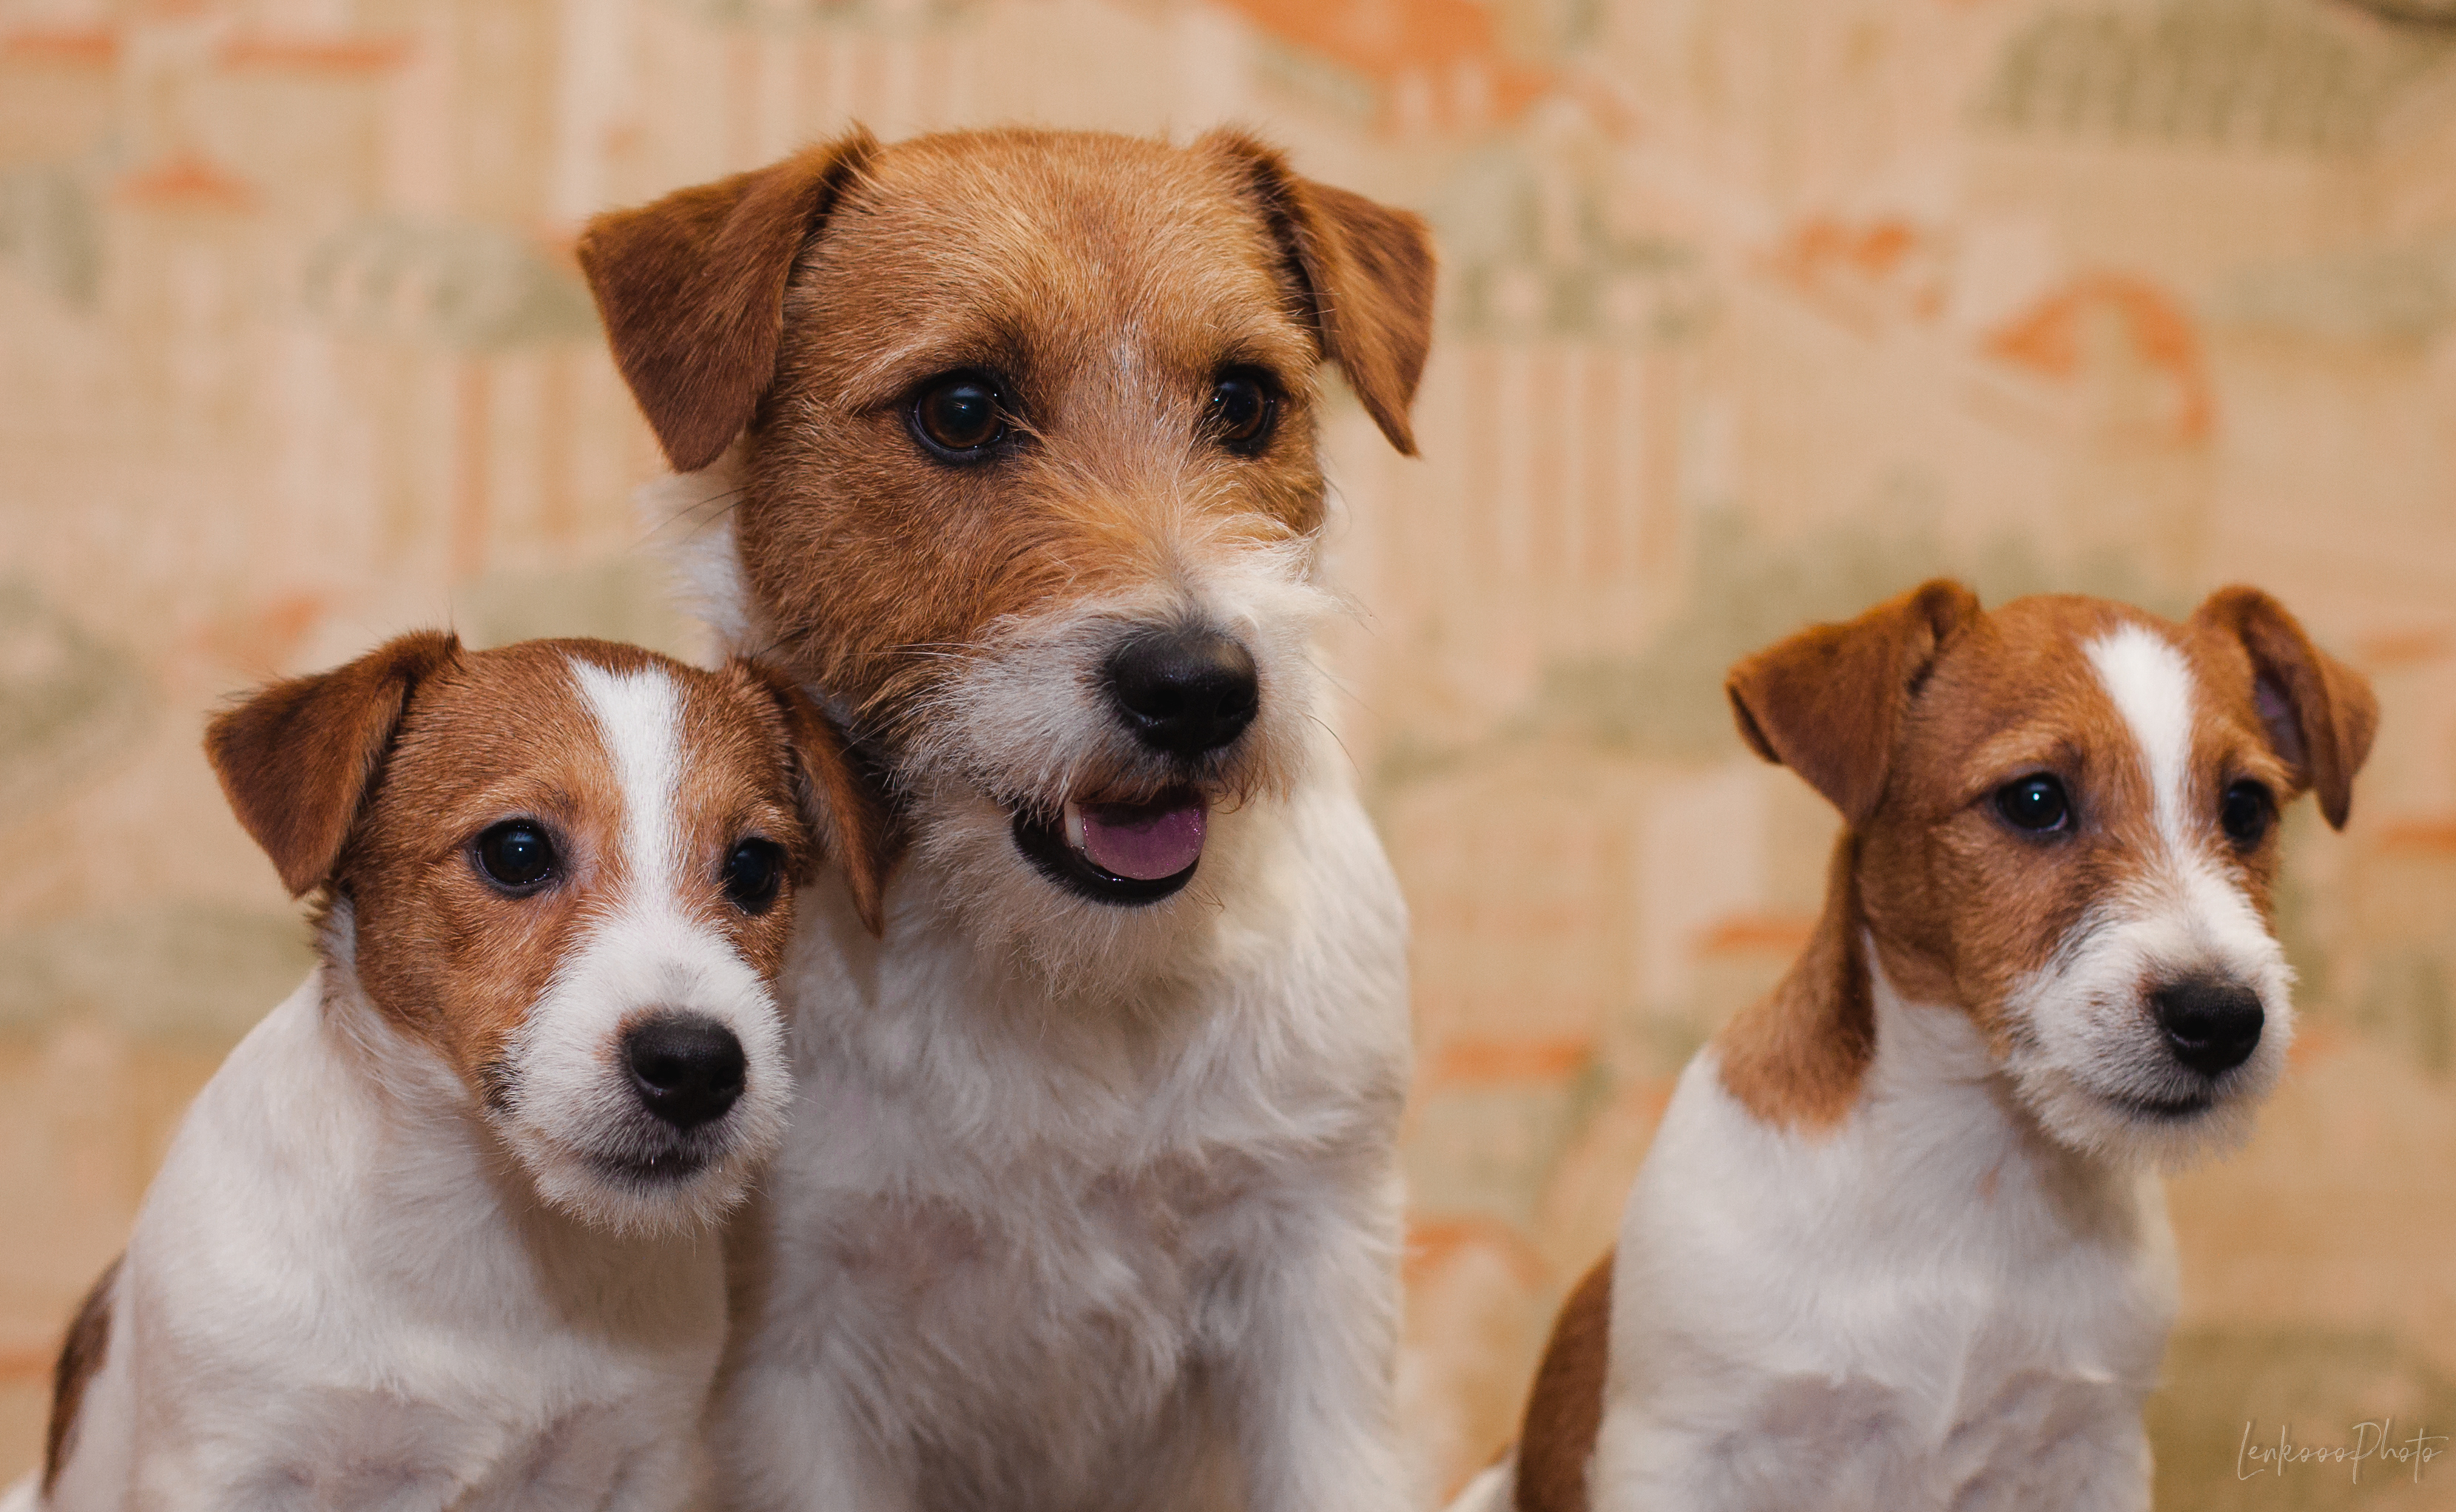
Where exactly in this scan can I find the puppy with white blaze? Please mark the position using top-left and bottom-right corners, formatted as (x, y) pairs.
(1459, 582), (2378, 1512)
(577, 126), (1433, 1511)
(13, 634), (885, 1512)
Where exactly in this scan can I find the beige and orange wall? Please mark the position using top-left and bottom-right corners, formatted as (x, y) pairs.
(4, 1), (2455, 1505)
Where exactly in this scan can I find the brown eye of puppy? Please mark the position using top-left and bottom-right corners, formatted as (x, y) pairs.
(722, 837), (785, 914)
(473, 819), (557, 894)
(2219, 780), (2273, 848)
(1209, 370), (1277, 454)
(911, 372), (1007, 459)
(1994, 774), (2071, 834)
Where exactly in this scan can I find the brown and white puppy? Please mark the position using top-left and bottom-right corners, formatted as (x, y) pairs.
(578, 127), (1433, 1511)
(1457, 584), (2376, 1512)
(21, 634), (883, 1512)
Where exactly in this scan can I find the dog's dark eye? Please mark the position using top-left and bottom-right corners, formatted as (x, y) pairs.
(911, 373), (1006, 459)
(473, 820), (557, 893)
(2220, 780), (2273, 847)
(722, 838), (786, 914)
(1994, 774), (2071, 834)
(1208, 371), (1277, 453)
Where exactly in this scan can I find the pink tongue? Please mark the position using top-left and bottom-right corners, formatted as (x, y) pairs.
(1076, 800), (1207, 881)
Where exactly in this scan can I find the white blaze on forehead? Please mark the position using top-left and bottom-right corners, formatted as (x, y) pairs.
(2000, 625), (2294, 1169)
(570, 658), (685, 900)
(499, 657), (792, 1234)
(2087, 624), (2198, 850)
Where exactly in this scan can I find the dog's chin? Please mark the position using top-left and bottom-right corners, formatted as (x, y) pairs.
(2008, 1055), (2279, 1173)
(522, 1141), (758, 1238)
(1009, 789), (1209, 906)
(503, 1116), (777, 1238)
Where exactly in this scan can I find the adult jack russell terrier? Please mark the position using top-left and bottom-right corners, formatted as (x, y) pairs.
(20, 634), (883, 1511)
(1458, 582), (2376, 1512)
(577, 127), (1433, 1510)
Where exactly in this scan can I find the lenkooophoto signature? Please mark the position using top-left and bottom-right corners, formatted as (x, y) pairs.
(2236, 1420), (2449, 1485)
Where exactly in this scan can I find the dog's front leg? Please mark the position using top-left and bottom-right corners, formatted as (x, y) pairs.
(1210, 1175), (1411, 1512)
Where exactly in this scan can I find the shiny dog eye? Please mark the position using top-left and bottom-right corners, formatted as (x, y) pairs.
(2220, 780), (2273, 847)
(723, 838), (786, 914)
(473, 820), (557, 893)
(911, 373), (1006, 458)
(1994, 774), (2071, 834)
(1208, 371), (1277, 453)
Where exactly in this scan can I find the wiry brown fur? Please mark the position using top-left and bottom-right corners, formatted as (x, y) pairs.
(1511, 1253), (1613, 1512)
(578, 133), (881, 475)
(578, 127), (1437, 802)
(1224, 131), (1436, 456)
(44, 1255), (118, 1494)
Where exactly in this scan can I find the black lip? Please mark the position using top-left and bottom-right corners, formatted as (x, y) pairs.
(2110, 1090), (2216, 1121)
(1011, 808), (1200, 906)
(593, 1146), (715, 1186)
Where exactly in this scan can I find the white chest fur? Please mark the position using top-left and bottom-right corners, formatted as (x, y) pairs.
(713, 758), (1414, 1512)
(1595, 965), (2179, 1512)
(46, 970), (726, 1512)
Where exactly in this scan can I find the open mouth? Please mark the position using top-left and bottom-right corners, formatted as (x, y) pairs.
(1012, 789), (1208, 905)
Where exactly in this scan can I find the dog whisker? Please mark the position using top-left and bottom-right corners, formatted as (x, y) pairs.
(1302, 710), (1361, 779)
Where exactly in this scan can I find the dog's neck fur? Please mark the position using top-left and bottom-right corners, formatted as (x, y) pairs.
(777, 717), (1391, 1126)
(1711, 831), (2145, 1230)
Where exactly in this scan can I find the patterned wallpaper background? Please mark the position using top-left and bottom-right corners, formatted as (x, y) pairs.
(3, 0), (2455, 1504)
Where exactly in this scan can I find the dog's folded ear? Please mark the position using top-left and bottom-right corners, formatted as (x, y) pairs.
(1205, 131), (1437, 457)
(2191, 586), (2377, 830)
(738, 661), (897, 936)
(205, 631), (462, 897)
(1727, 579), (1982, 827)
(578, 129), (880, 474)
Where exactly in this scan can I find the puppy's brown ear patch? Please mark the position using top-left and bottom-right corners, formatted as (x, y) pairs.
(1514, 1251), (1614, 1512)
(44, 1254), (118, 1494)
(1210, 130), (1437, 456)
(2193, 586), (2378, 830)
(741, 661), (898, 936)
(1715, 834), (1877, 1130)
(1725, 578), (1981, 827)
(205, 630), (461, 896)
(578, 129), (879, 473)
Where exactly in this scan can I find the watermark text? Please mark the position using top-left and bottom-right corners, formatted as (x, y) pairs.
(2236, 1420), (2447, 1485)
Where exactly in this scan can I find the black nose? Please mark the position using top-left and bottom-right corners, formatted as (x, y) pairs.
(2151, 979), (2264, 1077)
(622, 1014), (746, 1130)
(1102, 628), (1259, 757)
